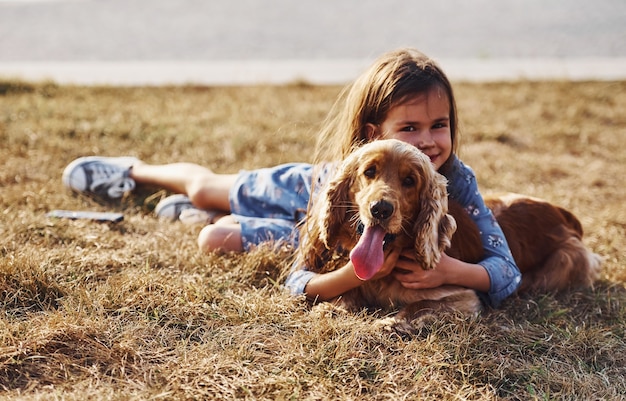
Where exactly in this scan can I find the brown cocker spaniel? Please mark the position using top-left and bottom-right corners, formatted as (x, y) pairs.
(299, 139), (601, 330)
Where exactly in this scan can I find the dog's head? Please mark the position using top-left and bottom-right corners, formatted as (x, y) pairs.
(312, 139), (456, 278)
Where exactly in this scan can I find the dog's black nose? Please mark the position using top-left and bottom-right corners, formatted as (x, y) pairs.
(370, 200), (394, 220)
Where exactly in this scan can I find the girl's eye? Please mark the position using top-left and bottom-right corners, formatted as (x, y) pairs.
(433, 122), (448, 129)
(364, 166), (376, 178)
(402, 176), (416, 187)
(402, 125), (416, 132)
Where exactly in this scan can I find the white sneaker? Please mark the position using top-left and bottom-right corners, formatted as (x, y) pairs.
(62, 156), (138, 199)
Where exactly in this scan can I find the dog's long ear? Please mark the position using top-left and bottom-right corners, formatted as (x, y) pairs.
(317, 161), (355, 248)
(299, 155), (358, 273)
(412, 171), (457, 270)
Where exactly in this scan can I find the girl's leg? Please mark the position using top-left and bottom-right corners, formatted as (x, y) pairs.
(62, 156), (238, 212)
(197, 215), (243, 253)
(134, 164), (245, 252)
(131, 162), (238, 212)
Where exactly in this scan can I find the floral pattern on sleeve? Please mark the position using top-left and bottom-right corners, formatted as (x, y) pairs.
(444, 156), (521, 307)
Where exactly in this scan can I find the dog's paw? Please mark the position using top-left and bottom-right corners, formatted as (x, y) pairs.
(374, 316), (418, 337)
(374, 312), (438, 338)
(310, 301), (350, 318)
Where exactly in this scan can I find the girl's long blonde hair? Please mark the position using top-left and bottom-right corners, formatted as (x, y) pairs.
(314, 48), (459, 174)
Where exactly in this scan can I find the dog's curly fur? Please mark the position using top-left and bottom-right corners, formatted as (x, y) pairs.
(299, 139), (601, 329)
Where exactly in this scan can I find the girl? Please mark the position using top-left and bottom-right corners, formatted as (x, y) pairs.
(287, 48), (521, 307)
(63, 48), (521, 308)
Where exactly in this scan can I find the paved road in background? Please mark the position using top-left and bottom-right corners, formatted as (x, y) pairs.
(1, 0), (625, 84)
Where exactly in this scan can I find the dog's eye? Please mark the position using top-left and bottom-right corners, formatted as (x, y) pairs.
(402, 176), (416, 187)
(364, 166), (376, 178)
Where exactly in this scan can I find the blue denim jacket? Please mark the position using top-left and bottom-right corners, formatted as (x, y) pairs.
(285, 156), (522, 308)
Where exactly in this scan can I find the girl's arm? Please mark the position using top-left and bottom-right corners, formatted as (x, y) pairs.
(394, 252), (490, 292)
(302, 262), (363, 300)
(392, 214), (520, 309)
(285, 247), (402, 301)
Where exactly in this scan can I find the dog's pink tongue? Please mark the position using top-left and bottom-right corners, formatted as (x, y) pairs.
(350, 225), (386, 280)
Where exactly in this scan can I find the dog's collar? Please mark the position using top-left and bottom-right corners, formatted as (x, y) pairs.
(356, 222), (397, 245)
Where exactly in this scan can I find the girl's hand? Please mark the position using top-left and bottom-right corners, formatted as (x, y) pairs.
(393, 248), (491, 292)
(392, 248), (449, 289)
(370, 246), (403, 280)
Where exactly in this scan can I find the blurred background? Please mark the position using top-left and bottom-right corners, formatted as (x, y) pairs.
(1, 0), (625, 84)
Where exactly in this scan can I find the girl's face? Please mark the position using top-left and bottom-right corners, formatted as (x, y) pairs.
(367, 88), (452, 171)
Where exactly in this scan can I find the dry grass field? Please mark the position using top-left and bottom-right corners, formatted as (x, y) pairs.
(0, 79), (625, 400)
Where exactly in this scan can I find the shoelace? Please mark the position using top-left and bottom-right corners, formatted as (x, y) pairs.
(88, 163), (136, 198)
